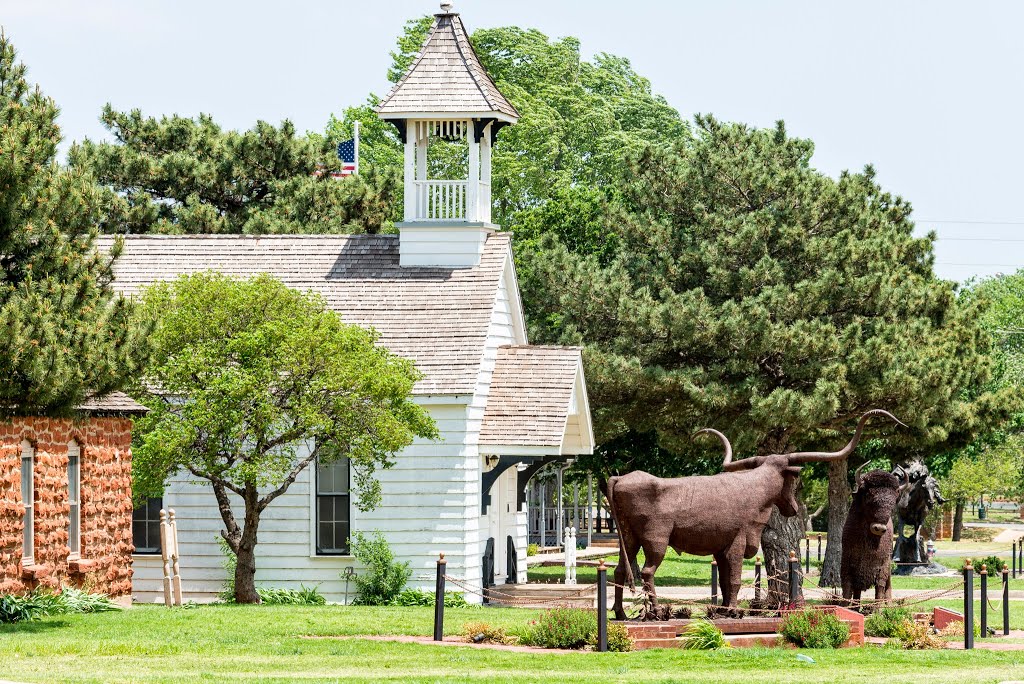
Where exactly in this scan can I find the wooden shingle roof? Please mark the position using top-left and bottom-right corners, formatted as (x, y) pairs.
(479, 345), (584, 448)
(97, 233), (512, 396)
(77, 391), (148, 415)
(376, 8), (518, 121)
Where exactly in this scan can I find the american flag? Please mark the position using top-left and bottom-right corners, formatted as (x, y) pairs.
(333, 138), (357, 178)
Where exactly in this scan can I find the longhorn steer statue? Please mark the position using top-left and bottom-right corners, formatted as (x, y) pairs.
(606, 409), (903, 620)
(840, 464), (908, 603)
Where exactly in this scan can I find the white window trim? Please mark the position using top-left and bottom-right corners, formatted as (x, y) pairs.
(67, 440), (81, 559)
(308, 458), (354, 559)
(21, 440), (34, 565)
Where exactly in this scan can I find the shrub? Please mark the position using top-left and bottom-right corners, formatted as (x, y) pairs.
(526, 543), (539, 557)
(462, 621), (515, 645)
(349, 532), (411, 606)
(963, 555), (1005, 575)
(0, 587), (121, 624)
(390, 588), (434, 606)
(865, 606), (914, 638)
(443, 592), (469, 608)
(256, 585), (326, 605)
(892, 620), (946, 650)
(0, 593), (49, 624)
(520, 608), (596, 649)
(680, 619), (726, 650)
(586, 622), (634, 652)
(939, 619), (980, 638)
(779, 609), (850, 649)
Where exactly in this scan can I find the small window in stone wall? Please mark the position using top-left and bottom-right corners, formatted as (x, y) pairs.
(68, 441), (81, 557)
(20, 440), (34, 563)
(132, 497), (162, 554)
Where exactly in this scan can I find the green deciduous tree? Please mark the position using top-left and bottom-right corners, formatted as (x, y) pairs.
(523, 115), (999, 601)
(943, 443), (1021, 540)
(131, 273), (437, 603)
(328, 18), (686, 245)
(0, 33), (148, 416)
(71, 106), (399, 235)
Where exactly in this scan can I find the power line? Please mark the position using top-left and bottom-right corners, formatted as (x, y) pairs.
(936, 238), (1024, 243)
(937, 262), (1023, 268)
(919, 220), (1024, 226)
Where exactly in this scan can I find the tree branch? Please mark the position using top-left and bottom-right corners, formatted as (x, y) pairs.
(257, 442), (324, 512)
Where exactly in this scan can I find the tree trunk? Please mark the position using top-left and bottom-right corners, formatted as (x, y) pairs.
(819, 459), (850, 587)
(761, 506), (806, 607)
(952, 500), (965, 542)
(233, 490), (262, 604)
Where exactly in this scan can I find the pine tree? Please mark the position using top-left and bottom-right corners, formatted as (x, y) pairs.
(522, 115), (1002, 600)
(70, 107), (399, 235)
(0, 33), (148, 416)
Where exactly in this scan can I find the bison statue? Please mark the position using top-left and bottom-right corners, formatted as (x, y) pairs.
(607, 409), (903, 619)
(840, 464), (908, 603)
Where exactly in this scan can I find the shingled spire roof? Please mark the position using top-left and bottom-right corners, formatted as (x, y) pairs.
(376, 4), (519, 121)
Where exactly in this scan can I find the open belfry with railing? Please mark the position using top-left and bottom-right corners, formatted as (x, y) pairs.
(376, 2), (518, 268)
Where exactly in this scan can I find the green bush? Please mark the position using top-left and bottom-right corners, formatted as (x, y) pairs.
(0, 587), (121, 624)
(680, 619), (727, 650)
(520, 608), (596, 649)
(779, 609), (850, 649)
(586, 621), (634, 652)
(963, 555), (1006, 575)
(349, 531), (411, 606)
(256, 585), (326, 605)
(389, 588), (470, 607)
(0, 593), (50, 624)
(526, 543), (539, 557)
(865, 606), (914, 638)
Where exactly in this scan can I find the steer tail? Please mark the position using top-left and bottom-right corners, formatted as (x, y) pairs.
(605, 475), (636, 591)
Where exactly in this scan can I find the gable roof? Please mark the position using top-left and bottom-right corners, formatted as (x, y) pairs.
(376, 9), (519, 121)
(78, 391), (148, 415)
(479, 345), (594, 454)
(97, 233), (511, 396)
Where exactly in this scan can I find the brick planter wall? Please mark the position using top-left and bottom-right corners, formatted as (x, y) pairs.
(0, 416), (134, 597)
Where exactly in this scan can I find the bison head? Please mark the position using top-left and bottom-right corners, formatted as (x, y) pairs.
(698, 410), (905, 519)
(851, 464), (904, 536)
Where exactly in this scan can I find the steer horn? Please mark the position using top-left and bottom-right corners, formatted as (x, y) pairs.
(785, 409), (905, 466)
(851, 461), (870, 494)
(693, 428), (733, 467)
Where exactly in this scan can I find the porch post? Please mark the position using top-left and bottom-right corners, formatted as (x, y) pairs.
(587, 474), (593, 549)
(556, 466), (564, 549)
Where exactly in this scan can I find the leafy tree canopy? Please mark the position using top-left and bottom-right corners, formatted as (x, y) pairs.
(328, 17), (686, 258)
(0, 33), (148, 416)
(131, 272), (437, 602)
(71, 106), (399, 235)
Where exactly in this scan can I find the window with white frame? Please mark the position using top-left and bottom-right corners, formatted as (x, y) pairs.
(132, 497), (162, 555)
(20, 440), (34, 563)
(316, 458), (350, 555)
(67, 441), (81, 557)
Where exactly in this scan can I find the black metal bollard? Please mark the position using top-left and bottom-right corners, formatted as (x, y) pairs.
(1019, 537), (1023, 576)
(964, 559), (974, 650)
(980, 565), (988, 638)
(817, 534), (822, 563)
(596, 560), (608, 652)
(805, 537), (810, 574)
(1014, 541), (1017, 579)
(754, 557), (762, 603)
(1003, 565), (1011, 636)
(433, 552), (446, 642)
(788, 550), (800, 606)
(710, 560), (719, 606)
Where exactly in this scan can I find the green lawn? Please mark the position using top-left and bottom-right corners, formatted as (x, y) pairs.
(2, 604), (1024, 683)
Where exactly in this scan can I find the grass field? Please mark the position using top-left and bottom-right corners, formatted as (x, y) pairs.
(3, 604), (1024, 683)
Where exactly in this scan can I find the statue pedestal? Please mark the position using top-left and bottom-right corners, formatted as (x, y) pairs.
(892, 561), (949, 576)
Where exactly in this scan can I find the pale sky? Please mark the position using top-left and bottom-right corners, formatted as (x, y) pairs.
(2, 0), (1022, 283)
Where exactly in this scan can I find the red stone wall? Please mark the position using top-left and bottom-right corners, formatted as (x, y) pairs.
(0, 416), (134, 597)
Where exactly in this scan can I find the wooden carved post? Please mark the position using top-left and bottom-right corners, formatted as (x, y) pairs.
(964, 559), (974, 650)
(159, 509), (172, 607)
(168, 509), (183, 606)
(710, 560), (719, 606)
(564, 527), (577, 585)
(596, 560), (608, 652)
(434, 553), (446, 642)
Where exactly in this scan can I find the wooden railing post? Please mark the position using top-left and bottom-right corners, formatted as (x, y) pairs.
(1003, 564), (1011, 636)
(788, 550), (800, 606)
(710, 559), (719, 606)
(964, 559), (974, 650)
(754, 556), (762, 603)
(433, 553), (446, 642)
(596, 561), (608, 652)
(980, 564), (988, 638)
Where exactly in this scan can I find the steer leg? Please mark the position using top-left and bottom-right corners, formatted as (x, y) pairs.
(639, 543), (667, 616)
(613, 536), (641, 621)
(717, 537), (746, 610)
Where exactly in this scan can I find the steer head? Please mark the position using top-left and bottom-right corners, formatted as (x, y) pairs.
(697, 409), (905, 519)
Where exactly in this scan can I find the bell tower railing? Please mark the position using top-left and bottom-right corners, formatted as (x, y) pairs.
(403, 119), (493, 223)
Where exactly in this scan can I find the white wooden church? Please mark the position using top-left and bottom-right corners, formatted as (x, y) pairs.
(104, 4), (595, 603)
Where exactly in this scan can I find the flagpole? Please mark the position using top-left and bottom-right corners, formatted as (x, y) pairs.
(353, 121), (360, 175)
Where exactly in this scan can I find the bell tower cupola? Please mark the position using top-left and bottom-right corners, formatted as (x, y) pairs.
(376, 3), (518, 267)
